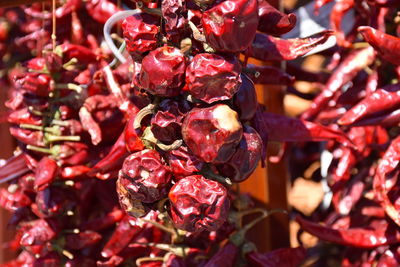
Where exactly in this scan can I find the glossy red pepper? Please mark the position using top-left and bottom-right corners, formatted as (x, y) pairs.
(85, 0), (121, 24)
(233, 74), (258, 121)
(358, 26), (400, 65)
(330, 0), (354, 48)
(167, 145), (204, 179)
(60, 43), (97, 65)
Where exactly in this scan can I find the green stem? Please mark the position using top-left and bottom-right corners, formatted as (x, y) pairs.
(200, 165), (232, 186)
(45, 134), (81, 143)
(20, 124), (60, 135)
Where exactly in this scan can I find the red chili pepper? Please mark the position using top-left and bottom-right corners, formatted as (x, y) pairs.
(169, 175), (230, 232)
(61, 165), (90, 179)
(373, 136), (400, 227)
(314, 0), (334, 14)
(246, 247), (306, 267)
(248, 30), (334, 62)
(301, 47), (376, 120)
(9, 127), (44, 147)
(60, 43), (97, 65)
(85, 0), (121, 24)
(358, 26), (400, 65)
(89, 132), (129, 177)
(20, 219), (57, 246)
(234, 74), (258, 121)
(182, 104), (243, 163)
(296, 215), (400, 248)
(34, 157), (58, 191)
(244, 64), (294, 85)
(0, 187), (32, 211)
(81, 209), (124, 232)
(202, 0), (259, 53)
(14, 73), (52, 97)
(257, 0), (297, 35)
(258, 112), (353, 146)
(71, 10), (84, 45)
(101, 215), (143, 258)
(330, 0), (354, 48)
(338, 83), (400, 125)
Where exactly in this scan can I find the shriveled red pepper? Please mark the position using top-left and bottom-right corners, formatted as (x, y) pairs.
(248, 30), (334, 62)
(330, 0), (354, 48)
(258, 112), (353, 146)
(65, 230), (102, 250)
(234, 74), (258, 121)
(296, 215), (400, 248)
(338, 83), (400, 125)
(358, 26), (400, 65)
(85, 0), (121, 24)
(34, 157), (58, 191)
(257, 0), (297, 35)
(60, 43), (97, 65)
(301, 47), (376, 120)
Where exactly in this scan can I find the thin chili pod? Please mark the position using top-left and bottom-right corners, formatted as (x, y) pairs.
(301, 47), (376, 121)
(330, 0), (354, 48)
(352, 109), (400, 127)
(259, 112), (353, 146)
(257, 0), (297, 36)
(296, 215), (400, 248)
(89, 132), (129, 177)
(373, 136), (400, 227)
(338, 83), (400, 125)
(358, 26), (400, 65)
(247, 30), (334, 62)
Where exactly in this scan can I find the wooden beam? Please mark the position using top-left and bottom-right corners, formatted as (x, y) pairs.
(0, 0), (50, 8)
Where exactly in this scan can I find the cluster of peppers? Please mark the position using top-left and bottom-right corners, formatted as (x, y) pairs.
(284, 0), (400, 265)
(0, 0), (351, 266)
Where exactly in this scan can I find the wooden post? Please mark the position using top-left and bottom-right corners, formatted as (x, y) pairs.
(239, 0), (290, 252)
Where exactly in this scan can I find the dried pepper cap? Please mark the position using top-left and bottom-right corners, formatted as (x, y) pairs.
(138, 46), (186, 97)
(120, 149), (172, 203)
(168, 175), (230, 232)
(202, 0), (259, 52)
(217, 125), (262, 182)
(122, 13), (159, 61)
(162, 0), (187, 43)
(185, 53), (242, 104)
(182, 104), (243, 163)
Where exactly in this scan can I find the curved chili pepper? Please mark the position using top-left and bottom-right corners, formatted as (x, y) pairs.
(301, 47), (376, 121)
(34, 157), (58, 191)
(61, 165), (91, 179)
(358, 26), (400, 65)
(338, 83), (400, 125)
(352, 109), (400, 127)
(330, 0), (354, 48)
(296, 215), (400, 248)
(257, 0), (297, 35)
(89, 132), (129, 177)
(248, 30), (334, 62)
(8, 108), (42, 125)
(246, 247), (306, 267)
(259, 112), (353, 146)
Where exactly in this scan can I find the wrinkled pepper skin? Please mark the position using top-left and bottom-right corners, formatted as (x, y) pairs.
(138, 46), (186, 97)
(169, 175), (230, 232)
(233, 74), (258, 121)
(202, 0), (259, 52)
(185, 53), (242, 104)
(119, 149), (171, 203)
(122, 13), (160, 61)
(257, 0), (297, 35)
(217, 125), (262, 183)
(182, 104), (243, 163)
(359, 26), (400, 65)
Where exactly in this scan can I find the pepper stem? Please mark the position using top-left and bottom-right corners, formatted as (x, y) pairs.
(134, 242), (189, 258)
(134, 104), (156, 130)
(20, 124), (60, 135)
(188, 21), (206, 43)
(156, 139), (183, 151)
(45, 134), (81, 143)
(62, 58), (78, 70)
(200, 165), (232, 186)
(139, 218), (177, 237)
(26, 145), (53, 154)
